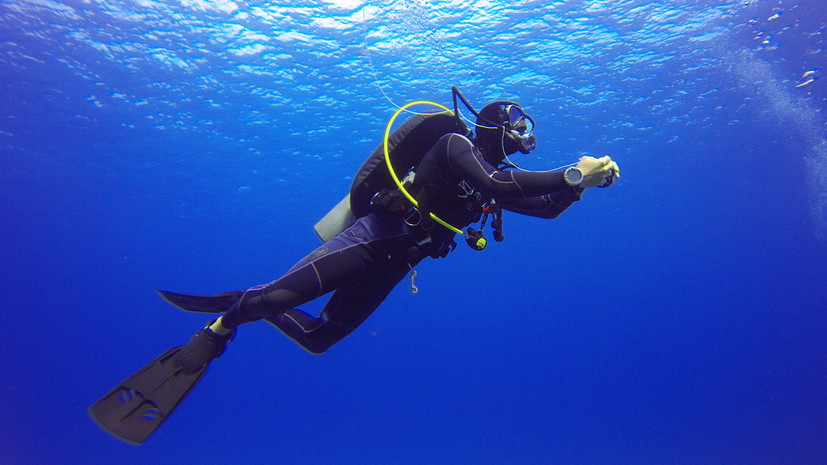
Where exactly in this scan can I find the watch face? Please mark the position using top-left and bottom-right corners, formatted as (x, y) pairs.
(565, 167), (583, 185)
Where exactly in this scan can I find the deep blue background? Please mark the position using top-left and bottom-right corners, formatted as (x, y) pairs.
(2, 0), (826, 464)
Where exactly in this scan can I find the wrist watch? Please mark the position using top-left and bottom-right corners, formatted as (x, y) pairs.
(564, 167), (584, 187)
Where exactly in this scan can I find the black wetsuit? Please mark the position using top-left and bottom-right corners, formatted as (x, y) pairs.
(219, 133), (582, 354)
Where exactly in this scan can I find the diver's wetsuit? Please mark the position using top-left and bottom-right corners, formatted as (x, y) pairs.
(219, 132), (582, 354)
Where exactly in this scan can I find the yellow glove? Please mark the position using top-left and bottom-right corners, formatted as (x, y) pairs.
(576, 155), (620, 188)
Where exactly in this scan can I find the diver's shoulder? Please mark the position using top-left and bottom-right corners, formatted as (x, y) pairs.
(442, 132), (475, 149)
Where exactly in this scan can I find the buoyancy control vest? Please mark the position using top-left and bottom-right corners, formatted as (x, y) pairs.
(313, 89), (502, 250)
(349, 112), (471, 218)
(312, 111), (469, 243)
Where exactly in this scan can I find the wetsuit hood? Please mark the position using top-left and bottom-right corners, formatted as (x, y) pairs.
(474, 101), (536, 166)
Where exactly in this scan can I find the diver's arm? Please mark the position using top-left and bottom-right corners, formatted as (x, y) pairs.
(444, 134), (571, 199)
(497, 155), (620, 218)
(498, 188), (582, 219)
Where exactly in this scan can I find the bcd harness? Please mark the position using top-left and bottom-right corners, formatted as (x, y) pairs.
(350, 96), (506, 255)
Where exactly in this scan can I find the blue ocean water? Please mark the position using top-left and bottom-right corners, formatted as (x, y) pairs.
(2, 0), (826, 463)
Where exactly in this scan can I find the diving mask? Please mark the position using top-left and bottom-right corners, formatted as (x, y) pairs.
(504, 104), (536, 153)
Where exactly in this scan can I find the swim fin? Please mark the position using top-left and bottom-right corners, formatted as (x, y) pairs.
(89, 327), (233, 444)
(157, 290), (243, 314)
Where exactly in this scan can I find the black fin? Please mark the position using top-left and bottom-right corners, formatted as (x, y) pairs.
(89, 327), (233, 444)
(88, 347), (207, 445)
(157, 290), (243, 313)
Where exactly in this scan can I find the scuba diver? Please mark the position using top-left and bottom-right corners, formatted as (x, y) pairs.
(89, 87), (620, 444)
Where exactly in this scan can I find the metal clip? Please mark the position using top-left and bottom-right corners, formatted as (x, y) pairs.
(408, 269), (418, 294)
(403, 207), (422, 227)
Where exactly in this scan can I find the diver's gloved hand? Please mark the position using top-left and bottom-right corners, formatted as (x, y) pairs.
(577, 155), (620, 188)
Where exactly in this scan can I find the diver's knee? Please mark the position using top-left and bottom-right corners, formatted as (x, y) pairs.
(303, 341), (332, 355)
(260, 288), (305, 313)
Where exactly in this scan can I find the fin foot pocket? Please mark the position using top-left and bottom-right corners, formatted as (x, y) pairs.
(172, 327), (235, 374)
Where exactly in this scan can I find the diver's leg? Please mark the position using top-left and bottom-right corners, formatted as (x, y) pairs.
(266, 262), (411, 354)
(219, 215), (415, 330)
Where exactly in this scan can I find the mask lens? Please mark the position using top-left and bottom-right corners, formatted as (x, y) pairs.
(506, 105), (534, 135)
